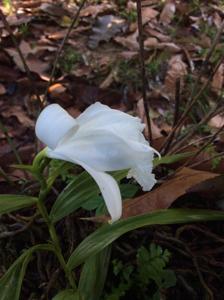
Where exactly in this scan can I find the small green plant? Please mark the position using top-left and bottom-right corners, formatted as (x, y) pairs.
(18, 23), (30, 37)
(120, 10), (137, 23)
(104, 243), (176, 300)
(59, 47), (82, 73)
(145, 52), (170, 81)
(117, 60), (141, 90)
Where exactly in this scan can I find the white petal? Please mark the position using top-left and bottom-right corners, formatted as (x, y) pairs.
(77, 102), (145, 141)
(82, 163), (122, 223)
(127, 164), (156, 191)
(35, 104), (79, 150)
(127, 152), (156, 191)
(54, 128), (153, 171)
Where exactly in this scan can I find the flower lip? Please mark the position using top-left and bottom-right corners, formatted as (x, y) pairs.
(35, 104), (79, 150)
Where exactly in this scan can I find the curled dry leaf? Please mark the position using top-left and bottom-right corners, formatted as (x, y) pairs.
(164, 54), (187, 98)
(122, 168), (219, 218)
(159, 0), (176, 25)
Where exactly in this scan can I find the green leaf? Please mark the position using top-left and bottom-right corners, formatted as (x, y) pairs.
(161, 269), (177, 288)
(78, 246), (111, 300)
(11, 164), (34, 172)
(52, 289), (83, 300)
(0, 195), (37, 215)
(32, 148), (47, 170)
(153, 152), (193, 167)
(47, 161), (71, 191)
(0, 244), (53, 300)
(50, 170), (128, 223)
(67, 209), (224, 270)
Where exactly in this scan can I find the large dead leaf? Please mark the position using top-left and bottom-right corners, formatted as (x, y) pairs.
(122, 168), (219, 218)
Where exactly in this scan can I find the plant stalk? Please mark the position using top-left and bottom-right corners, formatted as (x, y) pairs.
(37, 189), (76, 290)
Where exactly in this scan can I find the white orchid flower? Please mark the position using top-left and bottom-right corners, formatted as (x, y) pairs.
(35, 102), (159, 222)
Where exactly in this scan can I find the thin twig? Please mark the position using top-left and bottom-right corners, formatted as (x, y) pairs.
(169, 96), (224, 154)
(0, 9), (42, 106)
(173, 134), (216, 154)
(0, 213), (37, 239)
(173, 78), (181, 127)
(136, 0), (152, 144)
(180, 122), (224, 168)
(204, 21), (224, 65)
(188, 20), (224, 105)
(161, 55), (224, 154)
(43, 0), (87, 103)
(189, 151), (224, 169)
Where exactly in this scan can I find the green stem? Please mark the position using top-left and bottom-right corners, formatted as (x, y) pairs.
(37, 190), (76, 290)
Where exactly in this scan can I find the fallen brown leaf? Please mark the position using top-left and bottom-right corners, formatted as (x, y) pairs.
(141, 7), (159, 25)
(122, 168), (219, 218)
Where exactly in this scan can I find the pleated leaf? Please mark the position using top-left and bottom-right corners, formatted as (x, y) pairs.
(0, 244), (53, 300)
(78, 246), (111, 300)
(0, 195), (37, 215)
(49, 170), (127, 223)
(67, 209), (224, 270)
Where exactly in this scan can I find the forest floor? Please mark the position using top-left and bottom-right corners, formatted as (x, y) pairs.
(1, 0), (224, 299)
